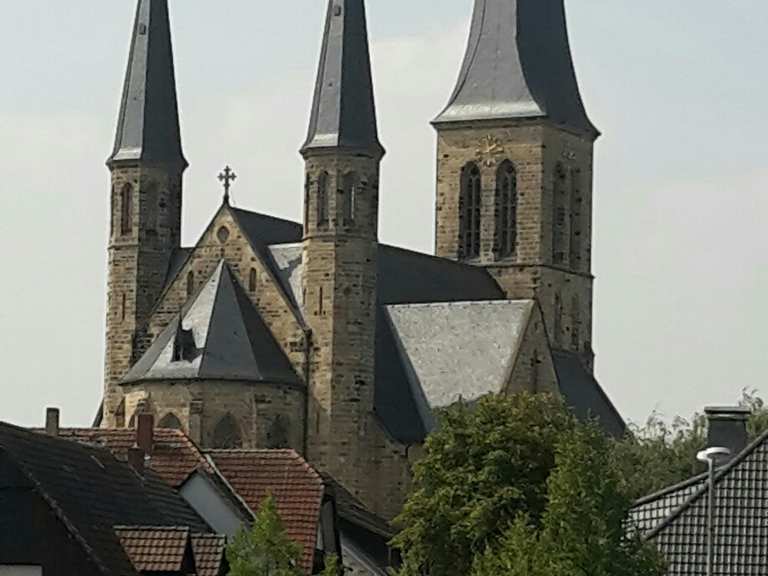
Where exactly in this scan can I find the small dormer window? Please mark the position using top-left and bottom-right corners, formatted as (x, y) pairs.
(172, 323), (198, 363)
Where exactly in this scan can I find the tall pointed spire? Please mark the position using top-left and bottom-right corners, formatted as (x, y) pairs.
(108, 0), (186, 167)
(434, 0), (598, 138)
(301, 0), (384, 157)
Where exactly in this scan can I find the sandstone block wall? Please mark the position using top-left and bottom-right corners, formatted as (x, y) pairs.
(434, 121), (596, 362)
(302, 153), (381, 504)
(104, 163), (183, 427)
(123, 379), (306, 451)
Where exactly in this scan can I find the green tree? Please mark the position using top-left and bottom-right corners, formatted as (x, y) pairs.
(614, 389), (768, 500)
(320, 554), (340, 576)
(227, 495), (302, 576)
(393, 393), (577, 576)
(472, 425), (664, 576)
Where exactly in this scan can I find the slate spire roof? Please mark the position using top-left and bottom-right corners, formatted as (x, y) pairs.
(108, 0), (187, 167)
(434, 0), (598, 138)
(123, 261), (299, 385)
(301, 0), (384, 157)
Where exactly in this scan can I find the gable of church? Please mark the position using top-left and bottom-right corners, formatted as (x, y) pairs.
(144, 205), (308, 380)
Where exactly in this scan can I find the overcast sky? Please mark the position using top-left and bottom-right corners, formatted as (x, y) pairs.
(1, 1), (767, 428)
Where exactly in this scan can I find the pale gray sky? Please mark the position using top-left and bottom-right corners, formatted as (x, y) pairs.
(1, 1), (766, 428)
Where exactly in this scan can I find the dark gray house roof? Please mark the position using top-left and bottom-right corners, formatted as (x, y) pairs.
(631, 430), (768, 575)
(0, 422), (209, 576)
(125, 261), (299, 385)
(301, 0), (384, 157)
(108, 0), (186, 167)
(434, 0), (598, 138)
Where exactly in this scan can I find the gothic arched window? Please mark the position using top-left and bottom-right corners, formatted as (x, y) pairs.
(460, 163), (482, 259)
(267, 415), (290, 449)
(569, 168), (582, 270)
(186, 271), (195, 298)
(342, 172), (359, 224)
(158, 413), (182, 430)
(317, 172), (329, 227)
(496, 161), (518, 258)
(571, 294), (581, 351)
(552, 164), (568, 265)
(249, 268), (258, 293)
(212, 413), (243, 449)
(120, 183), (133, 236)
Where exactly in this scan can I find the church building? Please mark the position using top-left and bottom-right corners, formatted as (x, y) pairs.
(97, 0), (624, 520)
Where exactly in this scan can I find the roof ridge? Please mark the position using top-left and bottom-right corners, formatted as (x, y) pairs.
(385, 299), (533, 310)
(1, 432), (123, 576)
(645, 427), (768, 541)
(115, 525), (191, 531)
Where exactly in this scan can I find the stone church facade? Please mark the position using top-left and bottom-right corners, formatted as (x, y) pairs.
(98, 0), (624, 520)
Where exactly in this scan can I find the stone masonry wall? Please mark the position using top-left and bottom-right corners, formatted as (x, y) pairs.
(123, 380), (306, 451)
(435, 120), (596, 363)
(302, 152), (381, 504)
(505, 304), (559, 395)
(104, 163), (183, 427)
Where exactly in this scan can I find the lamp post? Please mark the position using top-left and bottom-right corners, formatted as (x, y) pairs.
(696, 447), (731, 576)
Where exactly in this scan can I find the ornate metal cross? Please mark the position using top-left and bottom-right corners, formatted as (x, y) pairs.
(218, 166), (237, 204)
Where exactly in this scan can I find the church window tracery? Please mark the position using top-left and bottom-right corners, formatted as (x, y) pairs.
(212, 413), (243, 449)
(120, 183), (133, 236)
(496, 160), (518, 258)
(317, 172), (329, 227)
(460, 163), (482, 259)
(553, 164), (568, 265)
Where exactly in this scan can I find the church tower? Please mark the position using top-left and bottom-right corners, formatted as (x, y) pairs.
(300, 0), (384, 496)
(433, 0), (599, 368)
(103, 0), (187, 426)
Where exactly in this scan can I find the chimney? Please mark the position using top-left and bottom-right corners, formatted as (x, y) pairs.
(127, 447), (145, 476)
(705, 406), (750, 461)
(136, 413), (155, 455)
(45, 408), (60, 437)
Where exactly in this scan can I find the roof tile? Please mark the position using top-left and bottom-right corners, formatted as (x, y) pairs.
(207, 449), (325, 574)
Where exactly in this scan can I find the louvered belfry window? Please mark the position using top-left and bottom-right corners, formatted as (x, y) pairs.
(460, 163), (482, 258)
(496, 161), (518, 258)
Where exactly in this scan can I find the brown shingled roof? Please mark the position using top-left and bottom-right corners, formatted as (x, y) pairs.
(191, 534), (228, 576)
(207, 449), (325, 574)
(55, 428), (210, 487)
(116, 527), (190, 573)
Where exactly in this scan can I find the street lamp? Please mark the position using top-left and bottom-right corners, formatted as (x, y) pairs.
(697, 447), (731, 576)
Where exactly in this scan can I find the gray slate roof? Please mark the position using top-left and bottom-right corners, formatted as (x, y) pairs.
(301, 0), (384, 157)
(552, 351), (625, 438)
(108, 0), (186, 167)
(634, 430), (768, 576)
(384, 301), (534, 432)
(125, 261), (299, 385)
(434, 0), (598, 138)
(268, 242), (507, 443)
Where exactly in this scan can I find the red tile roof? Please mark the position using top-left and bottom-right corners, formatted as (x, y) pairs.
(55, 428), (209, 487)
(207, 449), (325, 574)
(115, 526), (190, 573)
(191, 534), (227, 576)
